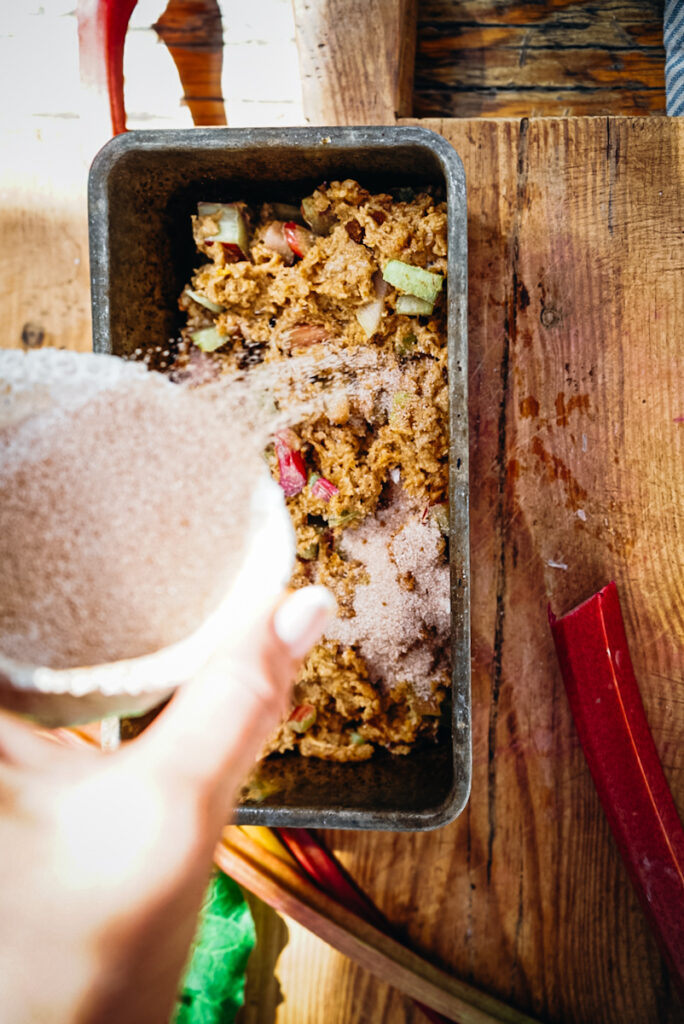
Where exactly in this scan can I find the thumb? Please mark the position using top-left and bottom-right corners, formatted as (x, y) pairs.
(131, 586), (335, 812)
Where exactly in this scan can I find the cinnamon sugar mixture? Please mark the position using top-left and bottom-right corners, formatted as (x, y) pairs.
(0, 350), (265, 669)
(174, 179), (452, 761)
(325, 484), (450, 699)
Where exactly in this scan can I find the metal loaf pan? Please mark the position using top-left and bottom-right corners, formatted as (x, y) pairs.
(88, 125), (470, 830)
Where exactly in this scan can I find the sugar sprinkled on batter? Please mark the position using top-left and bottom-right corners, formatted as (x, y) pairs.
(324, 486), (450, 698)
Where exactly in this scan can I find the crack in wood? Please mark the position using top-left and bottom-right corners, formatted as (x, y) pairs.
(487, 116), (530, 886)
(606, 117), (621, 236)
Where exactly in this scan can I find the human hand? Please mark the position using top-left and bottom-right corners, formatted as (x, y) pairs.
(0, 585), (334, 1024)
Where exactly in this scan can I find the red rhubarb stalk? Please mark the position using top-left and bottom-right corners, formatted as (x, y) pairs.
(77, 0), (138, 136)
(288, 704), (317, 734)
(550, 581), (684, 999)
(277, 828), (386, 927)
(220, 242), (245, 263)
(276, 829), (451, 1024)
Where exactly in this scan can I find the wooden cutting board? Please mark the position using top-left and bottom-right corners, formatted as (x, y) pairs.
(1, 5), (682, 1023)
(311, 114), (684, 1024)
(240, 113), (683, 1024)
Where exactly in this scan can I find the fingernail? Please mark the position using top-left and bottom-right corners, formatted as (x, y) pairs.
(273, 586), (337, 659)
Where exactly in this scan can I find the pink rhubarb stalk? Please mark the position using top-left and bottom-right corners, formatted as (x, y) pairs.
(274, 432), (307, 498)
(311, 476), (339, 502)
(550, 581), (684, 999)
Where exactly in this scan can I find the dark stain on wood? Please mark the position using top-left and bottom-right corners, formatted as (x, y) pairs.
(21, 322), (45, 349)
(519, 395), (540, 418)
(530, 435), (588, 507)
(555, 392), (590, 427)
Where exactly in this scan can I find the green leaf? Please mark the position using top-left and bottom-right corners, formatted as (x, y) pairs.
(172, 871), (256, 1024)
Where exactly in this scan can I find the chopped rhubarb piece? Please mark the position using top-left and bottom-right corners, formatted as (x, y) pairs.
(283, 324), (329, 350)
(550, 582), (684, 999)
(355, 272), (389, 339)
(284, 222), (313, 258)
(288, 703), (317, 733)
(356, 298), (384, 338)
(276, 427), (300, 450)
(327, 509), (360, 528)
(383, 260), (443, 305)
(298, 541), (319, 561)
(274, 432), (307, 497)
(262, 221), (295, 263)
(429, 503), (449, 536)
(168, 347), (220, 386)
(190, 326), (226, 352)
(185, 288), (224, 313)
(311, 476), (339, 502)
(300, 195), (335, 236)
(221, 243), (245, 263)
(373, 271), (390, 299)
(197, 202), (222, 217)
(208, 204), (249, 256)
(396, 294), (435, 316)
(389, 391), (410, 425)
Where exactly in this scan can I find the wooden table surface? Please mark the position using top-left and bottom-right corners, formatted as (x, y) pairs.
(1, 5), (683, 1024)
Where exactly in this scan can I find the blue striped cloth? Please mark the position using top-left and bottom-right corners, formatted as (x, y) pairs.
(665, 0), (684, 114)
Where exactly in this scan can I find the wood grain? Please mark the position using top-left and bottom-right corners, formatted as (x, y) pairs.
(0, 126), (92, 354)
(415, 0), (666, 118)
(292, 0), (416, 124)
(282, 116), (683, 1024)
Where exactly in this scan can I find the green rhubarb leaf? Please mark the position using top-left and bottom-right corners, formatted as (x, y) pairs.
(172, 871), (256, 1024)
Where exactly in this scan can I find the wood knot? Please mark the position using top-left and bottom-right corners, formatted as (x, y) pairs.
(21, 322), (45, 349)
(540, 306), (561, 328)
